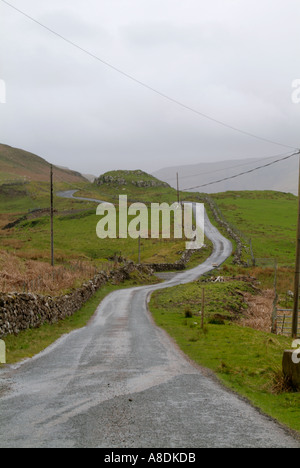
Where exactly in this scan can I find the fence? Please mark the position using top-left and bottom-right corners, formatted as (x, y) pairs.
(275, 309), (300, 337)
(247, 259), (299, 337)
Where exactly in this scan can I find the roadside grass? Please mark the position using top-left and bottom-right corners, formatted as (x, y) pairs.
(185, 238), (214, 270)
(149, 281), (300, 434)
(2, 274), (158, 365)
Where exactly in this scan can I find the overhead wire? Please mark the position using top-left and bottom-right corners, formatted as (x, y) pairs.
(160, 151), (294, 183)
(182, 151), (300, 191)
(54, 151), (300, 197)
(1, 0), (298, 152)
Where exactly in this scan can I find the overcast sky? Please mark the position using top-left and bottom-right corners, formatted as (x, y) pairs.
(0, 0), (299, 177)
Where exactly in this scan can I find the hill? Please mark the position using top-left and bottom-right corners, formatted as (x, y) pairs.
(0, 144), (86, 184)
(75, 169), (177, 204)
(152, 155), (300, 195)
(94, 169), (170, 189)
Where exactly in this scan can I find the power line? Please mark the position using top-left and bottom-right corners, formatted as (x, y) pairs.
(161, 151), (293, 183)
(182, 151), (300, 191)
(1, 0), (298, 151)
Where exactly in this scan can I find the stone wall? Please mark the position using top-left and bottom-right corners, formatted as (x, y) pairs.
(144, 248), (196, 272)
(0, 263), (151, 338)
(0, 246), (198, 338)
(204, 196), (246, 265)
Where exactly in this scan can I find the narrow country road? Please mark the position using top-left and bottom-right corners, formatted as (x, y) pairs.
(0, 194), (299, 448)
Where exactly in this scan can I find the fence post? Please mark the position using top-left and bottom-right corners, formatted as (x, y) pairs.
(0, 340), (6, 364)
(249, 239), (255, 267)
(201, 288), (205, 329)
(271, 259), (278, 334)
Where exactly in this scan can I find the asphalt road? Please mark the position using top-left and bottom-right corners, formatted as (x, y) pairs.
(0, 198), (299, 448)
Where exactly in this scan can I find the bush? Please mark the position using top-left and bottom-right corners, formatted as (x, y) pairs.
(184, 307), (193, 318)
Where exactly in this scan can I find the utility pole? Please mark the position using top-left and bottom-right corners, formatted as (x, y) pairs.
(50, 164), (54, 267)
(201, 288), (205, 329)
(138, 235), (141, 264)
(292, 155), (300, 338)
(177, 172), (180, 204)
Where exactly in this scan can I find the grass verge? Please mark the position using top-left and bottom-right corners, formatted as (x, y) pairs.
(1, 275), (158, 365)
(149, 280), (300, 435)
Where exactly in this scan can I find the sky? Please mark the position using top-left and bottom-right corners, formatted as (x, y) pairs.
(0, 0), (300, 178)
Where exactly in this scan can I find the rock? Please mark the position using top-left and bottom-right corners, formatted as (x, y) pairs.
(282, 350), (300, 389)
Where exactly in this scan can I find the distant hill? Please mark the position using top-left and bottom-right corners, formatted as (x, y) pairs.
(152, 155), (300, 195)
(0, 144), (86, 184)
(56, 165), (96, 183)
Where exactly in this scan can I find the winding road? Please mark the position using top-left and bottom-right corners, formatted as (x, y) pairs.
(0, 193), (299, 448)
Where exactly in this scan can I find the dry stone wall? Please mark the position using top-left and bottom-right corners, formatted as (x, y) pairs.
(204, 196), (246, 265)
(144, 248), (196, 272)
(0, 247), (198, 338)
(0, 263), (151, 338)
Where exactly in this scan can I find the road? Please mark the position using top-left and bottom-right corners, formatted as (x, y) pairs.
(56, 189), (109, 204)
(0, 195), (299, 448)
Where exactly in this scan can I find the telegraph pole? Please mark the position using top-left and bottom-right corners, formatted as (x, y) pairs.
(177, 172), (180, 204)
(292, 155), (300, 338)
(50, 164), (54, 267)
(201, 288), (205, 329)
(138, 235), (141, 264)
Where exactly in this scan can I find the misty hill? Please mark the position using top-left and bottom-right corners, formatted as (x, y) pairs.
(0, 144), (86, 184)
(152, 155), (300, 195)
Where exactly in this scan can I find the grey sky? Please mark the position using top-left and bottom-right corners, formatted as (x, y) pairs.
(0, 0), (299, 177)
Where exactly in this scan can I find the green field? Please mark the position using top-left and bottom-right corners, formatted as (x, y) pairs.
(149, 280), (300, 434)
(211, 191), (297, 265)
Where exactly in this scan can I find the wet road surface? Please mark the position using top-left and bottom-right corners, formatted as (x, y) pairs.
(0, 201), (299, 448)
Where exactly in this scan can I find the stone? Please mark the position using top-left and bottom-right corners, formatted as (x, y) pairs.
(282, 350), (300, 389)
(0, 340), (6, 364)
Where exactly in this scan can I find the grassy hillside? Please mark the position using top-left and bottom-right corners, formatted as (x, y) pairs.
(211, 190), (297, 266)
(78, 169), (179, 204)
(0, 161), (206, 294)
(0, 143), (86, 184)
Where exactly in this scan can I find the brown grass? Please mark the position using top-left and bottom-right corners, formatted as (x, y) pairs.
(270, 368), (297, 394)
(238, 289), (275, 333)
(224, 265), (294, 295)
(0, 251), (114, 295)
